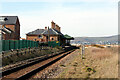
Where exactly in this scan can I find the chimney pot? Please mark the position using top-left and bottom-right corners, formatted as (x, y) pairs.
(45, 27), (47, 30)
(55, 24), (61, 32)
(51, 21), (55, 29)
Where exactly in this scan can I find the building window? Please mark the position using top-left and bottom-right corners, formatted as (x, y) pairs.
(52, 38), (54, 41)
(38, 35), (42, 38)
(0, 17), (5, 22)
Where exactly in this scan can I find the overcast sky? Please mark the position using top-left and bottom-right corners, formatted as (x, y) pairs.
(0, 0), (118, 38)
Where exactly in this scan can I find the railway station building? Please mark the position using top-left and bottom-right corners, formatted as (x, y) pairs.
(26, 21), (74, 45)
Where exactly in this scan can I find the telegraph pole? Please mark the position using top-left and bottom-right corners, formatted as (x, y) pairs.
(48, 26), (50, 42)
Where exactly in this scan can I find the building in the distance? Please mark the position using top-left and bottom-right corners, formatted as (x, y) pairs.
(26, 21), (74, 45)
(0, 16), (20, 40)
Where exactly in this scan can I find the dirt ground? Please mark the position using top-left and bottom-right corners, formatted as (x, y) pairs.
(55, 46), (118, 78)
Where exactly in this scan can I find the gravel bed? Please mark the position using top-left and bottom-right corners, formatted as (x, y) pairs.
(31, 49), (79, 78)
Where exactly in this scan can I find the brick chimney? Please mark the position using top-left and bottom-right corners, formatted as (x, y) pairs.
(45, 26), (47, 30)
(55, 24), (61, 32)
(51, 21), (55, 29)
(55, 24), (59, 31)
(58, 27), (61, 32)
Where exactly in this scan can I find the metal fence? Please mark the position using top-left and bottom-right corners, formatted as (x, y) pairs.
(0, 40), (39, 52)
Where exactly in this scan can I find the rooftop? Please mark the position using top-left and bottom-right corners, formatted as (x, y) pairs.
(27, 28), (63, 36)
(0, 16), (19, 25)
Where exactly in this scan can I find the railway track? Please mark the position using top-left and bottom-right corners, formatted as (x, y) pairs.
(2, 48), (76, 80)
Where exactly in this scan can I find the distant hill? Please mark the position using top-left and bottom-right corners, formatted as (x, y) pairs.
(71, 35), (119, 44)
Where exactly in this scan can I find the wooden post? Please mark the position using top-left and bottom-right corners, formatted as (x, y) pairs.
(81, 45), (85, 59)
